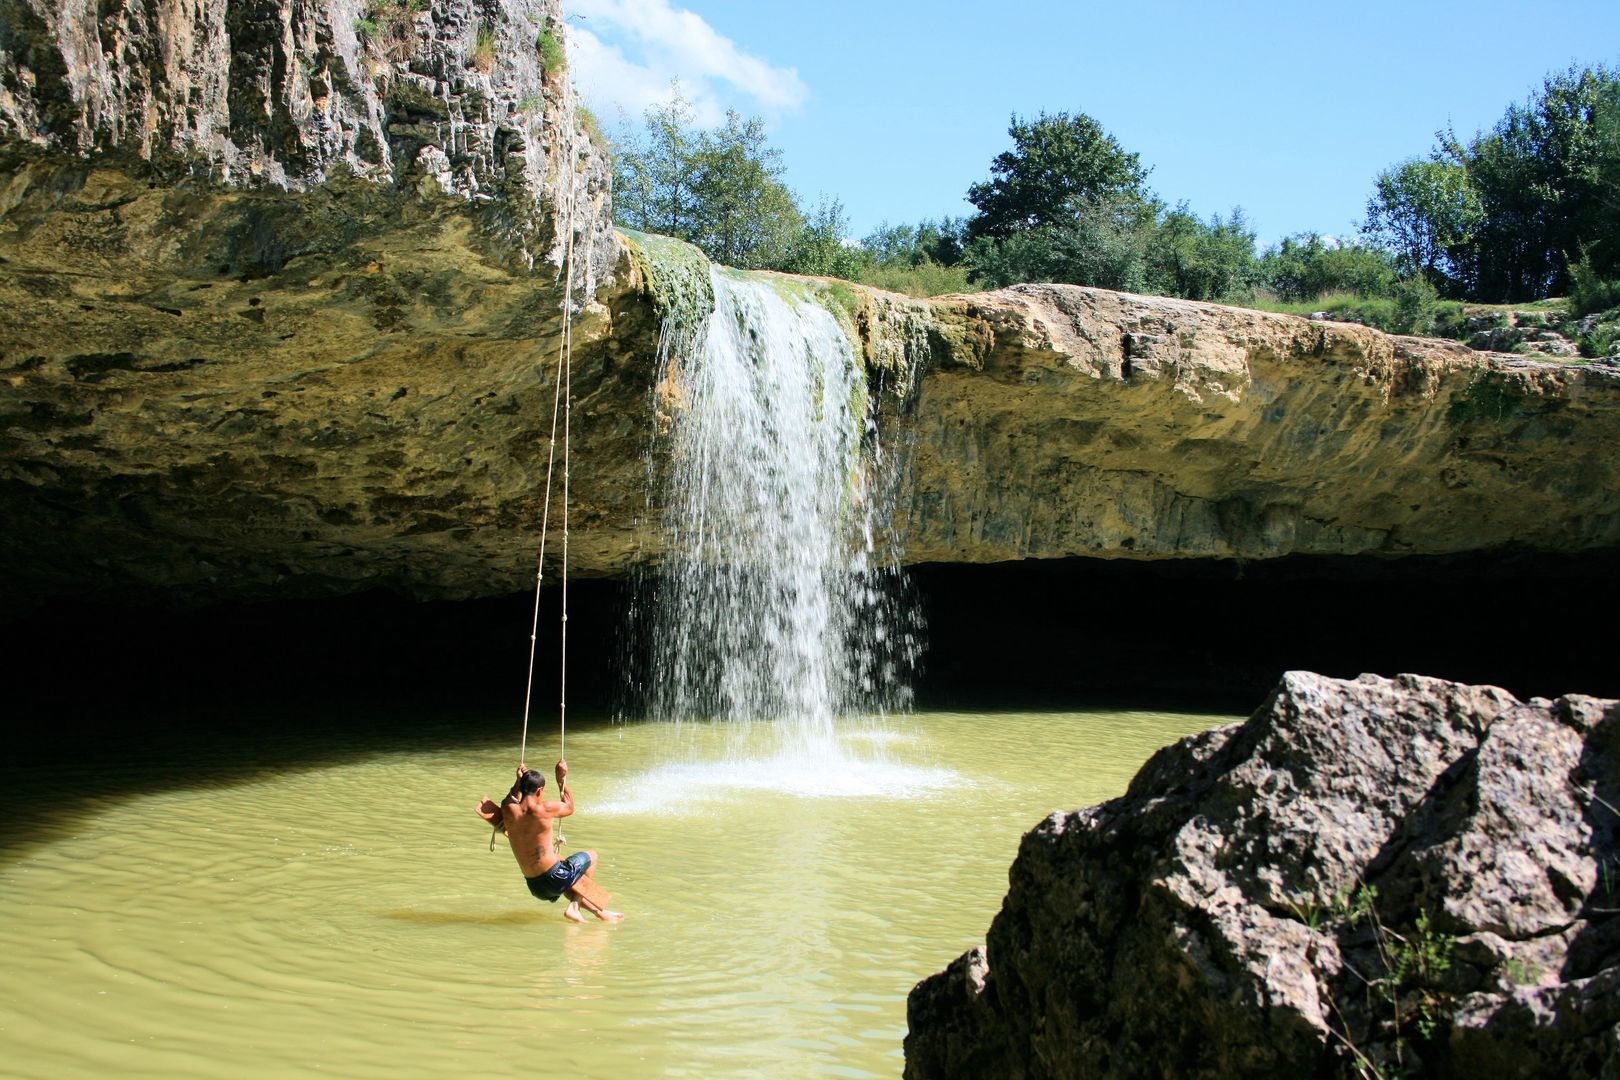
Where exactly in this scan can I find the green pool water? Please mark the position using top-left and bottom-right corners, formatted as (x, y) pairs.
(0, 707), (1230, 1079)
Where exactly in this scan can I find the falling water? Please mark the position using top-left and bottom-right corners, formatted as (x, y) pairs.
(636, 268), (919, 759)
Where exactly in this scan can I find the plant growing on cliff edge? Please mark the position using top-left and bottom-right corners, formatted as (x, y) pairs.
(578, 107), (606, 152)
(537, 29), (566, 78)
(355, 0), (426, 59)
(471, 23), (497, 74)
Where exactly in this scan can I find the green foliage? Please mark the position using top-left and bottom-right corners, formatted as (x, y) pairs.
(1392, 275), (1441, 334)
(355, 0), (425, 55)
(576, 106), (606, 153)
(1148, 204), (1260, 302)
(783, 198), (867, 279)
(1568, 248), (1620, 315)
(966, 111), (1151, 241)
(536, 29), (566, 77)
(1364, 159), (1482, 287)
(854, 259), (973, 298)
(613, 88), (807, 270)
(1242, 288), (1465, 338)
(471, 23), (497, 74)
(1262, 234), (1399, 301)
(1366, 63), (1620, 302)
(1294, 884), (1458, 1075)
(860, 218), (968, 269)
(1501, 956), (1542, 986)
(845, 218), (971, 296)
(1581, 321), (1619, 359)
(958, 114), (1261, 302)
(613, 87), (882, 277)
(1379, 909), (1455, 1041)
(963, 194), (1155, 291)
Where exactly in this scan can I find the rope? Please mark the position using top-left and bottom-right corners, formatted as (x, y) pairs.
(519, 157), (580, 770)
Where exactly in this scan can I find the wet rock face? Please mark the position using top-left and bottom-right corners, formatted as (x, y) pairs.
(904, 671), (1620, 1078)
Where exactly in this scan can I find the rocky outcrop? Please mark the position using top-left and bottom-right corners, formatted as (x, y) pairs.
(3, 1), (1619, 605)
(0, 0), (638, 603)
(904, 671), (1620, 1078)
(903, 286), (1620, 564)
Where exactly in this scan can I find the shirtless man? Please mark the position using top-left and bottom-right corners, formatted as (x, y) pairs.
(476, 759), (623, 923)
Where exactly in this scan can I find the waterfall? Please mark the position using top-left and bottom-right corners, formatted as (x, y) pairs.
(636, 268), (919, 753)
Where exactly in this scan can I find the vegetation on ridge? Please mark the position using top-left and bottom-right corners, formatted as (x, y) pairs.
(605, 63), (1620, 347)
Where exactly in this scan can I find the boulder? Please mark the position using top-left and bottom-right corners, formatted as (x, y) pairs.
(905, 671), (1620, 1078)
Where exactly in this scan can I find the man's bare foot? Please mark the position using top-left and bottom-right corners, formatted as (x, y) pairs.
(562, 901), (585, 923)
(595, 909), (624, 923)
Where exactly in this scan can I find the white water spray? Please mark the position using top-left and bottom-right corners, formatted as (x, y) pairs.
(634, 268), (924, 786)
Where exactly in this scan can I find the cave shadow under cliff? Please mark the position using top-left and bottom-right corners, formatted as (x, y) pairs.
(907, 548), (1620, 712)
(2, 548), (1616, 852)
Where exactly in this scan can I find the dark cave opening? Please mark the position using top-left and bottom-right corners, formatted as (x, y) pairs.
(5, 549), (1616, 750)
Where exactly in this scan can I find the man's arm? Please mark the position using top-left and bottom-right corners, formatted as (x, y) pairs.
(475, 798), (507, 833)
(541, 758), (575, 817)
(540, 784), (575, 818)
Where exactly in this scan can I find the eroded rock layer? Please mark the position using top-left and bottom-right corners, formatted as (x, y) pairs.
(904, 671), (1620, 1078)
(905, 286), (1620, 563)
(0, 0), (642, 602)
(3, 0), (1619, 605)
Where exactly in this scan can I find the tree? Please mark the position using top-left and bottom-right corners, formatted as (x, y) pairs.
(1260, 234), (1399, 302)
(963, 194), (1156, 292)
(612, 86), (806, 271)
(1363, 64), (1620, 301)
(965, 111), (1150, 241)
(1146, 205), (1259, 302)
(1363, 159), (1481, 288)
(612, 90), (700, 240)
(860, 217), (968, 268)
(782, 198), (867, 279)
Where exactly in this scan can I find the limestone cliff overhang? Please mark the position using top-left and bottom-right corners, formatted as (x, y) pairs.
(1, 0), (1616, 605)
(902, 284), (1620, 565)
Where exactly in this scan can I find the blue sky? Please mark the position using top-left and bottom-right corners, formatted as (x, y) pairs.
(567, 0), (1619, 247)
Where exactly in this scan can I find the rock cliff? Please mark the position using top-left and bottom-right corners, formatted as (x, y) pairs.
(0, 0), (637, 601)
(905, 287), (1620, 564)
(2, 1), (1619, 605)
(904, 671), (1620, 1078)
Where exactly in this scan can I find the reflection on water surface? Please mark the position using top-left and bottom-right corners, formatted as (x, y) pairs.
(0, 707), (1229, 1079)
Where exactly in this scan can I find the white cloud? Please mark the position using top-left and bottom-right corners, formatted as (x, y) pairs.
(564, 0), (808, 128)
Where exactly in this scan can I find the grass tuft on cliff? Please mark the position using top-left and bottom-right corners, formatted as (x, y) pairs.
(470, 23), (497, 74)
(537, 29), (566, 77)
(355, 0), (425, 58)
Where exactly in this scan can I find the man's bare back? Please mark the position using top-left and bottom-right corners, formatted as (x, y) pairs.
(477, 759), (622, 923)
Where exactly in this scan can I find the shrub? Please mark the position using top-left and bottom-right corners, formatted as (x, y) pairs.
(578, 107), (606, 151)
(855, 259), (973, 298)
(471, 23), (496, 74)
(1392, 274), (1440, 334)
(1582, 322), (1619, 359)
(355, 0), (425, 58)
(1569, 250), (1620, 315)
(537, 29), (566, 77)
(964, 198), (1154, 292)
(1261, 233), (1399, 302)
